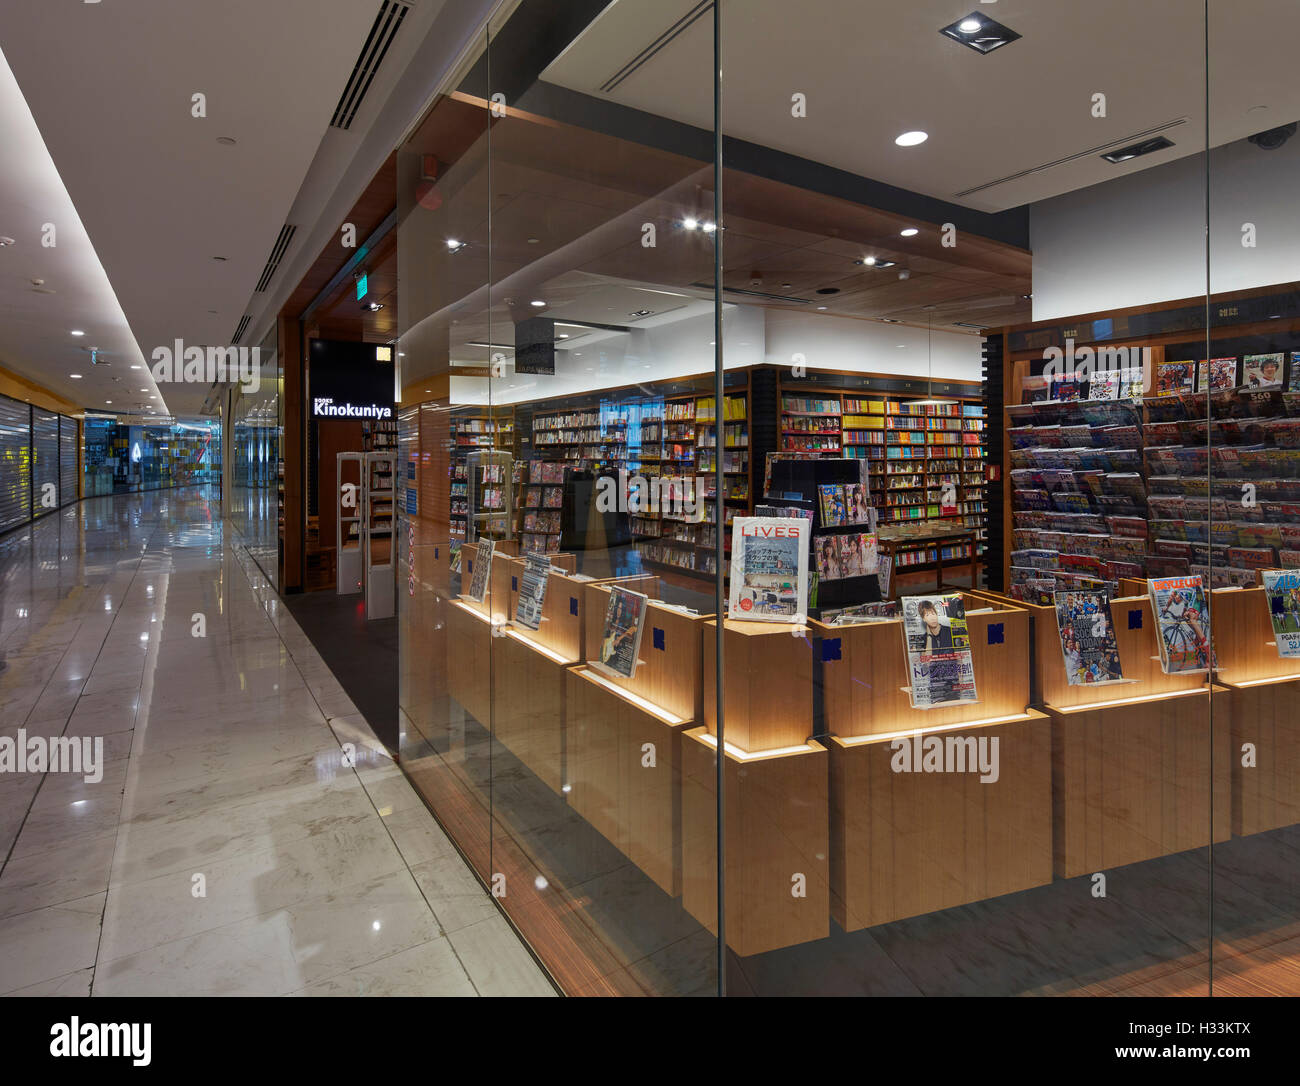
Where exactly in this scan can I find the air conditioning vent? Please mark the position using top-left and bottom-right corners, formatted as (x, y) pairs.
(232, 315), (252, 345)
(330, 0), (411, 130)
(254, 224), (297, 293)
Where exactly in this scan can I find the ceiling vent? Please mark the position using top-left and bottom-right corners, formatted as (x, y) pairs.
(692, 281), (812, 304)
(330, 1), (411, 130)
(953, 118), (1188, 199)
(600, 0), (712, 94)
(254, 224), (297, 293)
(232, 315), (252, 345)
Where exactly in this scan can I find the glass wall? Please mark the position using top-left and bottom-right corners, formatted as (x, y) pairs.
(83, 415), (220, 497)
(390, 0), (1300, 997)
(228, 324), (283, 589)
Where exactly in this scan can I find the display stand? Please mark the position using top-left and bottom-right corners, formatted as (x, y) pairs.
(336, 452), (363, 595)
(445, 539), (520, 728)
(1211, 583), (1300, 836)
(681, 619), (828, 957)
(566, 581), (709, 894)
(363, 451), (395, 619)
(811, 594), (1052, 930)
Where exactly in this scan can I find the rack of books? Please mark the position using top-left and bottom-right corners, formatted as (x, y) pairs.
(363, 450), (395, 619)
(449, 411), (514, 543)
(519, 459), (567, 555)
(362, 417), (398, 452)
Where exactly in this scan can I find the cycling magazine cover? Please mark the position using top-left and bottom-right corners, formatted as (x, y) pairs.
(1148, 575), (1214, 674)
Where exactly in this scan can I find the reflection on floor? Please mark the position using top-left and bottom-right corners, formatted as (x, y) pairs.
(0, 488), (550, 997)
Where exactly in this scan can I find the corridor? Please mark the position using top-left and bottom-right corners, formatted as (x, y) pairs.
(0, 488), (551, 997)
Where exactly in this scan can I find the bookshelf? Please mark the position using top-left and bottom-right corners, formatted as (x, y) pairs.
(449, 410), (514, 542)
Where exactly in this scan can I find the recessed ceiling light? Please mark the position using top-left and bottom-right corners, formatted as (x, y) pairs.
(216, 136), (237, 145)
(864, 256), (877, 265)
(817, 306), (828, 311)
(530, 300), (546, 307)
(1101, 136), (1175, 164)
(683, 218), (698, 230)
(940, 13), (1022, 53)
(363, 301), (383, 311)
(104, 400), (112, 404)
(130, 364), (141, 370)
(0, 236), (14, 247)
(212, 256), (227, 262)
(69, 373), (82, 379)
(881, 318), (903, 324)
(526, 237), (540, 244)
(139, 388), (148, 392)
(558, 334), (569, 339)
(702, 222), (717, 233)
(816, 287), (841, 295)
(70, 329), (84, 336)
(895, 131), (928, 147)
(900, 228), (919, 237)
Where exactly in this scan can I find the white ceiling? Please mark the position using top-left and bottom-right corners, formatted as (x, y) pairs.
(0, 0), (382, 415)
(543, 0), (1300, 214)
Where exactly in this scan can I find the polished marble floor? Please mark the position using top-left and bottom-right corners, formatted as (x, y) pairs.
(0, 487), (553, 997)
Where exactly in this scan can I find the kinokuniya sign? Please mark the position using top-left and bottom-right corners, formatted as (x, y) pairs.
(309, 338), (395, 421)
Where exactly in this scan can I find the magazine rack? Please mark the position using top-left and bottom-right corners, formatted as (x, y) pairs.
(1211, 582), (1300, 836)
(680, 619), (829, 957)
(565, 580), (710, 895)
(811, 593), (1052, 930)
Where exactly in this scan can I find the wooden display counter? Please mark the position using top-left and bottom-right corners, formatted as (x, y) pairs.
(1211, 584), (1300, 836)
(681, 727), (830, 958)
(681, 620), (829, 955)
(566, 583), (707, 895)
(812, 594), (1053, 929)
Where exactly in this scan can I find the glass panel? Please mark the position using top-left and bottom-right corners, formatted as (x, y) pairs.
(1207, 1), (1300, 995)
(715, 0), (1211, 995)
(395, 27), (496, 898)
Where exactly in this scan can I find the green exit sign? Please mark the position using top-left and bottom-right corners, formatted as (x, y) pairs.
(356, 273), (368, 300)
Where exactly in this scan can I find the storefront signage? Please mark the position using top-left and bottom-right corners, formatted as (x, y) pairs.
(309, 338), (395, 422)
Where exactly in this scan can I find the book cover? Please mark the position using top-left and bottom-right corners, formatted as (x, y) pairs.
(1263, 569), (1300, 657)
(514, 553), (552, 631)
(1243, 353), (1285, 389)
(729, 517), (809, 621)
(1054, 588), (1124, 685)
(1149, 575), (1213, 673)
(900, 594), (978, 709)
(1156, 361), (1195, 395)
(593, 585), (648, 679)
(465, 538), (494, 603)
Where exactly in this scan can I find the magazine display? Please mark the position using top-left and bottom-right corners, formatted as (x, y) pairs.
(514, 553), (551, 631)
(1243, 353), (1284, 389)
(813, 531), (878, 579)
(729, 517), (809, 620)
(900, 594), (978, 709)
(1053, 589), (1124, 685)
(465, 538), (493, 603)
(593, 585), (648, 679)
(1262, 569), (1300, 658)
(1148, 575), (1213, 673)
(1197, 357), (1239, 392)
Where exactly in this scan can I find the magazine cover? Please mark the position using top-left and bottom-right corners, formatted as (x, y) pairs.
(900, 594), (978, 709)
(1054, 589), (1124, 685)
(514, 553), (552, 631)
(1243, 353), (1285, 389)
(1148, 575), (1213, 673)
(1198, 357), (1239, 392)
(465, 538), (494, 603)
(877, 552), (893, 598)
(449, 541), (463, 574)
(1263, 569), (1300, 658)
(818, 485), (846, 526)
(844, 483), (870, 524)
(728, 517), (809, 620)
(593, 585), (648, 679)
(815, 534), (842, 579)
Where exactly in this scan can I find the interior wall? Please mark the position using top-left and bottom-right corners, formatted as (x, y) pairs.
(1029, 133), (1300, 320)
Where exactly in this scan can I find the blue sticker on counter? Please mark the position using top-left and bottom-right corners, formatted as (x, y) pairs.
(652, 627), (665, 651)
(987, 623), (1004, 645)
(569, 597), (578, 616)
(435, 547), (439, 559)
(821, 638), (842, 662)
(512, 576), (518, 592)
(1128, 608), (1143, 630)
(468, 561), (473, 574)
